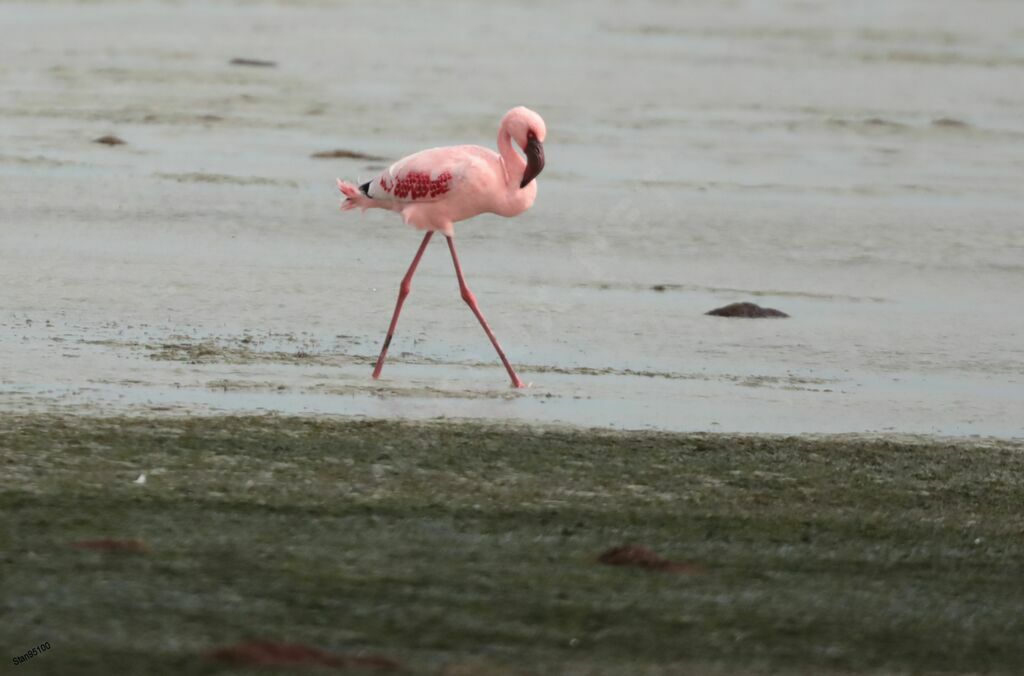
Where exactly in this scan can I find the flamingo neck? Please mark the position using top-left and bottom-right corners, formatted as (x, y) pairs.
(497, 126), (526, 190)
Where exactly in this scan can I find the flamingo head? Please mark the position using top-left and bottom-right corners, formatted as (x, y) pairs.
(502, 107), (546, 188)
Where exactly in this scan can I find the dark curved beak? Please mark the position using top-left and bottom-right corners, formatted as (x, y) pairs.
(520, 136), (545, 188)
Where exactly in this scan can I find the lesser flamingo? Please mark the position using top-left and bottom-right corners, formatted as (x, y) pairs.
(337, 106), (546, 388)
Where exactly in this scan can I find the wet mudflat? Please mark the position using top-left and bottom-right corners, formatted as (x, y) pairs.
(2, 0), (1023, 436)
(2, 415), (1024, 674)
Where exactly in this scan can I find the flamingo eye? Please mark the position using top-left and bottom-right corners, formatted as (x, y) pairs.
(527, 130), (537, 140)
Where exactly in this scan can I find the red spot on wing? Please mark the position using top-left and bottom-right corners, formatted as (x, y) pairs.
(391, 170), (452, 200)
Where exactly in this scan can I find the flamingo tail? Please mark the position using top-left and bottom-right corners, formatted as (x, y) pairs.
(337, 179), (375, 212)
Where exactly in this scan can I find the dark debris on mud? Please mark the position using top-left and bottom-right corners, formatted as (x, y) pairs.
(70, 539), (148, 553)
(93, 135), (126, 146)
(706, 302), (789, 318)
(206, 641), (401, 670)
(599, 545), (704, 574)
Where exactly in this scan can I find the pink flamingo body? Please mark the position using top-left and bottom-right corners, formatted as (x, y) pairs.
(337, 106), (547, 388)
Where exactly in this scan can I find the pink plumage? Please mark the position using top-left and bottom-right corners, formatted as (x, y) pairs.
(337, 107), (547, 387)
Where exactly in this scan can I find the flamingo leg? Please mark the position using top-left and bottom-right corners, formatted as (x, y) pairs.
(446, 235), (526, 388)
(372, 231), (433, 379)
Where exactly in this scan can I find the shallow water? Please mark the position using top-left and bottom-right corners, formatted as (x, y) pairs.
(1, 0), (1022, 436)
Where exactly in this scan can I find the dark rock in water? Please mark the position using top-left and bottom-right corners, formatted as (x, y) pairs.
(706, 302), (789, 318)
(93, 135), (125, 146)
(932, 117), (969, 128)
(230, 57), (277, 67)
(863, 117), (903, 127)
(311, 149), (388, 161)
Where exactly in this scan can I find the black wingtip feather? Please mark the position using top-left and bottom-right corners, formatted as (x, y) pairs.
(359, 181), (372, 197)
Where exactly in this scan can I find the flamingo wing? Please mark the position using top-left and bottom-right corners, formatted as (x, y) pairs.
(365, 146), (479, 203)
